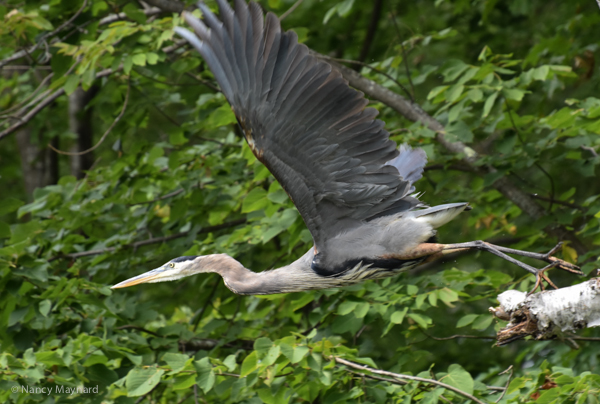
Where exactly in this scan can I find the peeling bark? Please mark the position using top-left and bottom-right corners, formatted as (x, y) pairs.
(490, 279), (600, 345)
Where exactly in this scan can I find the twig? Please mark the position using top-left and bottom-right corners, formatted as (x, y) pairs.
(318, 54), (413, 101)
(129, 188), (185, 206)
(581, 145), (598, 157)
(184, 72), (221, 93)
(528, 193), (583, 211)
(0, 65), (52, 71)
(347, 369), (407, 386)
(99, 7), (162, 25)
(506, 101), (555, 211)
(117, 325), (162, 337)
(50, 218), (247, 261)
(192, 281), (220, 331)
(357, 0), (383, 64)
(48, 81), (130, 155)
(420, 330), (496, 341)
(0, 88), (64, 140)
(333, 357), (486, 404)
(280, 0), (304, 20)
(495, 365), (513, 403)
(389, 9), (415, 102)
(0, 72), (54, 118)
(0, 65), (114, 142)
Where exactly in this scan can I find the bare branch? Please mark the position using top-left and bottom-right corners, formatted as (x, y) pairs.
(280, 0), (304, 20)
(0, 88), (65, 140)
(99, 7), (162, 25)
(129, 188), (185, 206)
(495, 366), (513, 403)
(333, 357), (487, 404)
(0, 72), (54, 118)
(50, 218), (247, 261)
(357, 0), (383, 64)
(318, 54), (413, 101)
(48, 82), (130, 156)
(143, 0), (185, 13)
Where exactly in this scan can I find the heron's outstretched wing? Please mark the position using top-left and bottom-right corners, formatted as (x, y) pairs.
(175, 0), (426, 250)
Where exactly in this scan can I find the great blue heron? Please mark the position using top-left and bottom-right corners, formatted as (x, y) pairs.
(112, 0), (581, 295)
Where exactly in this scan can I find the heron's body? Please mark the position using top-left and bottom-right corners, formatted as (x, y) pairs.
(111, 0), (581, 295)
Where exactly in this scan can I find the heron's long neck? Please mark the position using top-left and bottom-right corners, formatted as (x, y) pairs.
(209, 251), (322, 295)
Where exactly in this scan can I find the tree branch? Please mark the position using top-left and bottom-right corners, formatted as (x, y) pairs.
(280, 0), (304, 20)
(357, 0), (383, 64)
(50, 218), (247, 261)
(333, 357), (487, 404)
(490, 278), (600, 345)
(0, 67), (113, 141)
(143, 0), (185, 13)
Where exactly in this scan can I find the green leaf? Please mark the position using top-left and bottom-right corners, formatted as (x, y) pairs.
(125, 367), (165, 397)
(0, 197), (24, 215)
(291, 346), (309, 364)
(131, 53), (146, 66)
(242, 188), (268, 213)
(223, 355), (237, 372)
(163, 352), (189, 373)
(456, 314), (478, 328)
(446, 120), (473, 142)
(0, 222), (10, 238)
(194, 358), (215, 393)
(354, 302), (369, 318)
(503, 88), (526, 101)
(441, 364), (474, 395)
(38, 300), (51, 317)
(262, 346), (280, 367)
(471, 315), (493, 330)
(337, 300), (358, 316)
(438, 288), (459, 305)
(407, 313), (432, 328)
(64, 75), (80, 96)
(254, 337), (273, 356)
(483, 91), (499, 118)
(206, 103), (236, 129)
(240, 351), (258, 377)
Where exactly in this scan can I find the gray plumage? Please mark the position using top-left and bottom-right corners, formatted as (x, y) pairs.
(111, 0), (581, 295)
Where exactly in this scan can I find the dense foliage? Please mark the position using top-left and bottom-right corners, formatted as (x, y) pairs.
(1, 0), (599, 403)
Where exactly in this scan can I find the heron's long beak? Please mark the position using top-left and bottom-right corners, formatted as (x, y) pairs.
(111, 267), (168, 289)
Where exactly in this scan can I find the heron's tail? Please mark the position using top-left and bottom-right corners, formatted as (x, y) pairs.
(410, 203), (471, 229)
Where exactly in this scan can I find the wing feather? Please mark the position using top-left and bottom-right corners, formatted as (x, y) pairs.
(177, 1), (428, 262)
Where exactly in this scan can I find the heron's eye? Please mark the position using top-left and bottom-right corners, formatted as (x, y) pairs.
(169, 263), (175, 268)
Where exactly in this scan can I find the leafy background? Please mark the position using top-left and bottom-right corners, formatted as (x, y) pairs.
(1, 0), (600, 403)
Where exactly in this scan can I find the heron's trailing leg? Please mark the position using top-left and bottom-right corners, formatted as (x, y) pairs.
(403, 241), (582, 289)
(436, 241), (582, 275)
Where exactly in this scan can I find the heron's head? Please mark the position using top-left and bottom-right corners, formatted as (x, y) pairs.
(111, 255), (202, 289)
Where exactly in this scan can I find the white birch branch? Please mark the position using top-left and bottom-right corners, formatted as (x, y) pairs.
(490, 278), (600, 345)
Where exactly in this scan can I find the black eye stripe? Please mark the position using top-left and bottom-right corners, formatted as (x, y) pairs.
(171, 256), (198, 263)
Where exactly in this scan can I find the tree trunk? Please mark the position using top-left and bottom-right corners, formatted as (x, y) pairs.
(68, 86), (98, 178)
